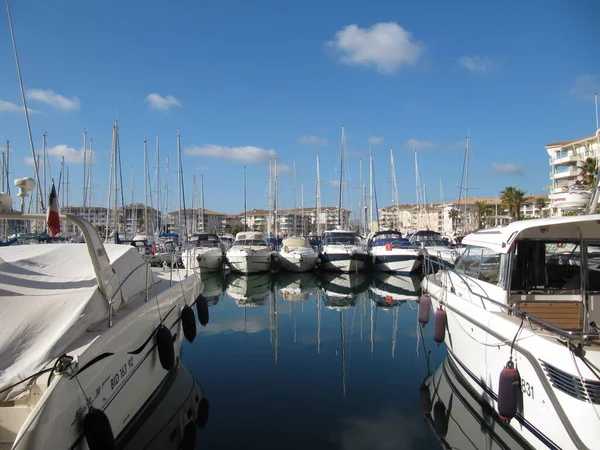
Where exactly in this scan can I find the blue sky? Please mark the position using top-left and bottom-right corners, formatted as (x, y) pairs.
(1, 0), (599, 216)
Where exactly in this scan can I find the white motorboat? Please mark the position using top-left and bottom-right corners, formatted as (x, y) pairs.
(225, 231), (276, 274)
(421, 356), (532, 450)
(278, 237), (320, 273)
(421, 215), (600, 450)
(410, 230), (464, 268)
(320, 230), (369, 273)
(182, 233), (225, 272)
(117, 364), (209, 449)
(0, 211), (202, 450)
(367, 230), (421, 273)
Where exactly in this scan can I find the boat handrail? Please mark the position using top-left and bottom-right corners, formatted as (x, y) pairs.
(422, 253), (600, 341)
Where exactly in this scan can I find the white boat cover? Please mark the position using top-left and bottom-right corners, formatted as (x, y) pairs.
(0, 243), (152, 401)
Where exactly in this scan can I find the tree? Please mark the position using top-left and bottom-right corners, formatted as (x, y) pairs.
(534, 197), (546, 217)
(500, 186), (528, 221)
(579, 157), (598, 187)
(448, 209), (460, 232)
(473, 201), (493, 229)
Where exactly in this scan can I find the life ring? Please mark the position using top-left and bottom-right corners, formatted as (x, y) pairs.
(385, 243), (393, 251)
(385, 295), (393, 305)
(284, 246), (290, 253)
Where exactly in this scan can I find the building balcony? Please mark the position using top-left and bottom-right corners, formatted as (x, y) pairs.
(551, 152), (579, 166)
(553, 167), (579, 179)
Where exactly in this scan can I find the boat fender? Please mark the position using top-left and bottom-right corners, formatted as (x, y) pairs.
(156, 325), (175, 371)
(419, 382), (432, 414)
(418, 295), (431, 326)
(181, 305), (197, 343)
(196, 294), (209, 326)
(84, 407), (116, 450)
(181, 421), (197, 450)
(197, 398), (210, 429)
(433, 399), (448, 438)
(385, 243), (392, 251)
(433, 308), (447, 345)
(498, 359), (520, 421)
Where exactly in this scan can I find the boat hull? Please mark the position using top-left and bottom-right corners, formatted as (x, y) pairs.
(226, 249), (274, 274)
(183, 248), (224, 273)
(7, 272), (198, 450)
(320, 246), (368, 272)
(422, 273), (600, 450)
(278, 248), (319, 273)
(370, 249), (419, 273)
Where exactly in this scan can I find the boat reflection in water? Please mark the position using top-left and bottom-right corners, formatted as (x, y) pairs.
(421, 356), (533, 450)
(226, 272), (273, 307)
(369, 272), (422, 308)
(117, 364), (209, 450)
(277, 271), (319, 302)
(320, 272), (370, 310)
(199, 271), (226, 306)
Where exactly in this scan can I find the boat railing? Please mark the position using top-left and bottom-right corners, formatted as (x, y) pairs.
(421, 253), (600, 341)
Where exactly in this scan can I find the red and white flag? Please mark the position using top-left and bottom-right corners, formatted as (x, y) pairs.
(46, 180), (60, 236)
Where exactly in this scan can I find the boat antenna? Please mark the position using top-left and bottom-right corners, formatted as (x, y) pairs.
(337, 126), (345, 227)
(6, 0), (43, 210)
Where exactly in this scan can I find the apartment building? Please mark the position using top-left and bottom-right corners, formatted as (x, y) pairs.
(546, 133), (600, 212)
(167, 208), (242, 234)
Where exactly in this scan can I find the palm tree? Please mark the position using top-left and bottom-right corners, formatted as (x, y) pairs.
(579, 157), (598, 187)
(534, 197), (546, 217)
(500, 186), (529, 221)
(473, 201), (493, 229)
(448, 209), (460, 232)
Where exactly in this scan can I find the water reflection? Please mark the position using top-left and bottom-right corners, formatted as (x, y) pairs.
(421, 356), (533, 450)
(190, 270), (451, 449)
(117, 364), (209, 450)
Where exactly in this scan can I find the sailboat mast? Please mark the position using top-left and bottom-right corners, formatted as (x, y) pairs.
(390, 146), (399, 229)
(301, 184), (304, 236)
(177, 132), (182, 235)
(156, 133), (161, 232)
(274, 157), (279, 238)
(201, 174), (205, 233)
(82, 130), (87, 210)
(362, 185), (367, 234)
(464, 133), (470, 233)
(293, 158), (297, 235)
(143, 138), (148, 234)
(316, 153), (321, 235)
(359, 158), (363, 234)
(269, 158), (272, 235)
(130, 165), (135, 232)
(243, 165), (247, 231)
(88, 138), (93, 210)
(369, 152), (374, 231)
(42, 133), (47, 202)
(112, 121), (119, 235)
(337, 126), (345, 227)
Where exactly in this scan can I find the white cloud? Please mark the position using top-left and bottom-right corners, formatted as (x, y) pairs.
(368, 136), (383, 146)
(46, 145), (93, 164)
(569, 74), (600, 102)
(26, 89), (80, 111)
(184, 144), (276, 164)
(24, 156), (35, 166)
(458, 56), (499, 74)
(0, 99), (39, 114)
(405, 138), (434, 151)
(299, 135), (328, 146)
(277, 163), (292, 174)
(327, 22), (423, 74)
(492, 163), (525, 174)
(145, 93), (182, 111)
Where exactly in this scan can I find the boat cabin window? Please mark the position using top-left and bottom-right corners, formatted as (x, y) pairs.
(193, 235), (221, 248)
(454, 245), (502, 285)
(232, 239), (266, 247)
(323, 233), (360, 245)
(510, 239), (600, 293)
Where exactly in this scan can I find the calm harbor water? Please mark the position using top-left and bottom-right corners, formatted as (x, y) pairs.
(124, 270), (532, 449)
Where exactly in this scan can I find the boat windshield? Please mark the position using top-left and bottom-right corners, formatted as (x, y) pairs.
(232, 239), (267, 247)
(192, 235), (221, 248)
(371, 237), (410, 247)
(323, 233), (360, 245)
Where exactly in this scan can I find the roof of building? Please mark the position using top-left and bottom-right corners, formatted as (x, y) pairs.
(546, 133), (599, 148)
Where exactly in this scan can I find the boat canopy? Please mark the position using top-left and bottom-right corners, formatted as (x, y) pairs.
(462, 214), (600, 254)
(0, 243), (152, 401)
(235, 231), (266, 242)
(281, 237), (310, 248)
